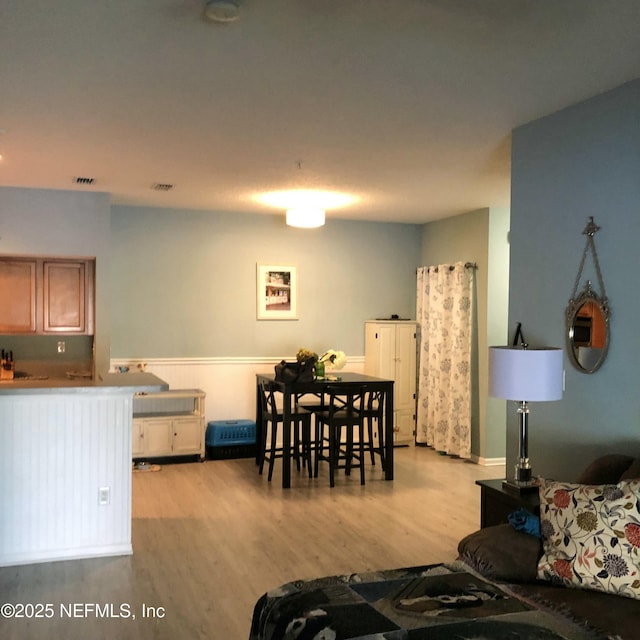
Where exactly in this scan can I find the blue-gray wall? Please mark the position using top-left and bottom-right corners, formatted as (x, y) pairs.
(110, 206), (422, 359)
(420, 207), (510, 461)
(509, 79), (640, 480)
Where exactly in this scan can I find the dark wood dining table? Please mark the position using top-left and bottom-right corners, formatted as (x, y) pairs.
(255, 372), (395, 488)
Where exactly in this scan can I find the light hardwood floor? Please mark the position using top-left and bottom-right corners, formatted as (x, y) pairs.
(1, 446), (503, 640)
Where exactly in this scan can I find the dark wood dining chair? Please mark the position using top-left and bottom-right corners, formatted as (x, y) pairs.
(360, 389), (385, 470)
(313, 384), (367, 487)
(258, 381), (313, 482)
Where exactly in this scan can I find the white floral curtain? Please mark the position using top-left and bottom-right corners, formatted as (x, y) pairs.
(416, 262), (473, 458)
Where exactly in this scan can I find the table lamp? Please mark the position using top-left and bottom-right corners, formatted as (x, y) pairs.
(489, 345), (563, 492)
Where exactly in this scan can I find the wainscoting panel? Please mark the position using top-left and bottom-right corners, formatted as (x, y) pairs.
(112, 357), (366, 425)
(0, 392), (133, 566)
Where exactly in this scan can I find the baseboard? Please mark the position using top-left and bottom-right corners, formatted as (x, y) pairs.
(0, 544), (133, 567)
(470, 454), (506, 467)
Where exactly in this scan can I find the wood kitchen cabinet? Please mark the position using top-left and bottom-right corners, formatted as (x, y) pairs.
(132, 389), (206, 461)
(364, 320), (417, 445)
(0, 259), (37, 333)
(0, 256), (94, 335)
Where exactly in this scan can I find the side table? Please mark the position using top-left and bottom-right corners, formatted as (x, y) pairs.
(476, 479), (540, 529)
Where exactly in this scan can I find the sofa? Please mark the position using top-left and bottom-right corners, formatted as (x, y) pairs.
(458, 453), (640, 640)
(250, 455), (639, 639)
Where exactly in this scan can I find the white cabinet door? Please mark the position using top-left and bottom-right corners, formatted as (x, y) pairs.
(172, 417), (203, 455)
(376, 324), (396, 380)
(132, 419), (145, 457)
(140, 418), (173, 457)
(364, 322), (395, 378)
(395, 409), (415, 444)
(394, 323), (417, 416)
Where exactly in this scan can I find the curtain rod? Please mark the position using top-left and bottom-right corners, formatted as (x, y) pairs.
(419, 262), (477, 273)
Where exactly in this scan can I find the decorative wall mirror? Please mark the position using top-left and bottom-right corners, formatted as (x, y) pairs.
(566, 217), (610, 373)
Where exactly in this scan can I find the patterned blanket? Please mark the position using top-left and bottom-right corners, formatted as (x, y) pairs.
(249, 562), (605, 639)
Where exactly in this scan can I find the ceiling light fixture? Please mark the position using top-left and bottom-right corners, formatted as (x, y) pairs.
(203, 0), (240, 23)
(285, 208), (326, 229)
(258, 189), (354, 211)
(254, 161), (359, 228)
(256, 187), (357, 229)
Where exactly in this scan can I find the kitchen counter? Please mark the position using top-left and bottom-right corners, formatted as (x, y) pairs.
(0, 371), (170, 566)
(0, 371), (169, 394)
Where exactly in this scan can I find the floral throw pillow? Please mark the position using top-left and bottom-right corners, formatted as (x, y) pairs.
(537, 478), (640, 599)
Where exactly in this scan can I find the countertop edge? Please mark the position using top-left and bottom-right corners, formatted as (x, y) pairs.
(0, 373), (169, 395)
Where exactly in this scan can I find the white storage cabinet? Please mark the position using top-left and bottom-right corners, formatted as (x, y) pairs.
(132, 389), (206, 461)
(364, 321), (417, 445)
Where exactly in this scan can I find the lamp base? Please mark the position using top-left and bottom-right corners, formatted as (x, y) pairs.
(502, 479), (540, 495)
(514, 463), (532, 485)
(502, 461), (539, 495)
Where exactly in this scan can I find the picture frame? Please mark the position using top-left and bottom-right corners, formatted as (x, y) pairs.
(256, 264), (298, 320)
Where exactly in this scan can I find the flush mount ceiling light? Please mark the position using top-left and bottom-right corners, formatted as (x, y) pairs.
(255, 189), (358, 228)
(203, 0), (240, 23)
(259, 189), (355, 210)
(285, 208), (326, 228)
(254, 160), (360, 228)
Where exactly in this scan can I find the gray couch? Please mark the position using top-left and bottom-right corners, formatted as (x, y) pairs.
(458, 454), (640, 640)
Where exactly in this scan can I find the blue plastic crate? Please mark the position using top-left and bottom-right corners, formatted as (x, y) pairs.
(206, 420), (256, 447)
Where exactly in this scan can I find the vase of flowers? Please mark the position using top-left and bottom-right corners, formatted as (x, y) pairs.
(318, 349), (347, 372)
(297, 348), (346, 379)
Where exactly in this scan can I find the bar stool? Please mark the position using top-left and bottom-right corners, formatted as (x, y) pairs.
(314, 384), (367, 487)
(258, 381), (313, 482)
(294, 391), (327, 467)
(360, 389), (385, 470)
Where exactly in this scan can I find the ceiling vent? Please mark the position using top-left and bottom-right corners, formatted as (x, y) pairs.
(74, 176), (95, 185)
(152, 183), (174, 191)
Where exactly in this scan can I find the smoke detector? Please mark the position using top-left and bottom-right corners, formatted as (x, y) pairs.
(203, 1), (240, 23)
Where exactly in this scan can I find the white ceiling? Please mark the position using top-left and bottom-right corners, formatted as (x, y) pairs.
(1, 0), (639, 224)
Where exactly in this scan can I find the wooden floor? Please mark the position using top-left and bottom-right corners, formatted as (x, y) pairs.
(1, 446), (503, 640)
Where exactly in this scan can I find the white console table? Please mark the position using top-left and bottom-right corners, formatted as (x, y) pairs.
(132, 388), (206, 461)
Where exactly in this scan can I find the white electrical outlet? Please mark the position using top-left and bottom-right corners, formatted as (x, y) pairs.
(98, 487), (110, 505)
(57, 341), (65, 353)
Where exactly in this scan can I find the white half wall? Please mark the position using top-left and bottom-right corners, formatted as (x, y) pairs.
(0, 392), (133, 566)
(110, 357), (366, 424)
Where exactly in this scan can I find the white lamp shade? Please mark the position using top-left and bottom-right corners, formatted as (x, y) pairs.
(286, 208), (325, 228)
(489, 347), (563, 402)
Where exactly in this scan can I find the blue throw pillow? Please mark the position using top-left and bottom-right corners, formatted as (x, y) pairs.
(508, 508), (541, 538)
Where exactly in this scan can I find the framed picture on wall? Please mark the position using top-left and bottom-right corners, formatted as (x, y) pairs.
(256, 264), (298, 320)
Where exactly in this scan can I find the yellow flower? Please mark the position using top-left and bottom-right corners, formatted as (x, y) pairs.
(296, 348), (317, 362)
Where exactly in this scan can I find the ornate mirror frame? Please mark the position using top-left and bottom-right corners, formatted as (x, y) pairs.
(565, 217), (610, 374)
